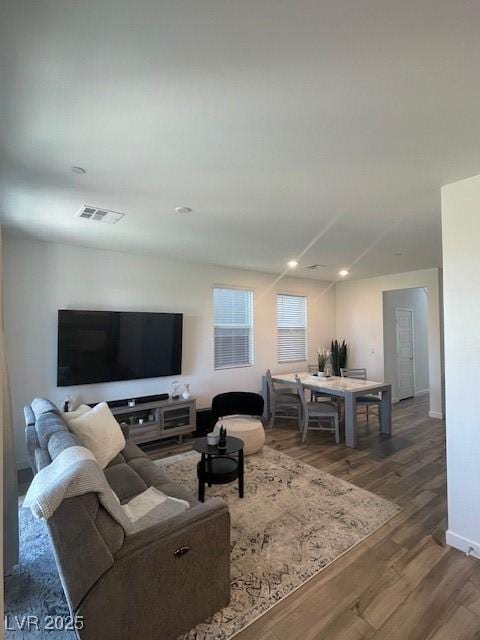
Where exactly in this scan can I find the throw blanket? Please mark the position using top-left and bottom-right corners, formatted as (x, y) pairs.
(23, 446), (189, 534)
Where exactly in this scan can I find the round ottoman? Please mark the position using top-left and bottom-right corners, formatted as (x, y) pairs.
(214, 415), (265, 455)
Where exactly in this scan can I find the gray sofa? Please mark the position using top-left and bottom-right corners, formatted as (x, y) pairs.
(24, 398), (230, 640)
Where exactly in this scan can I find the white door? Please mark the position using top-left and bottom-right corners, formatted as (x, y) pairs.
(395, 308), (415, 400)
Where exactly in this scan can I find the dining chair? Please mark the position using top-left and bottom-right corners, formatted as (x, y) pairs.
(265, 369), (301, 427)
(294, 376), (340, 443)
(340, 368), (381, 423)
(307, 364), (319, 401)
(307, 364), (334, 403)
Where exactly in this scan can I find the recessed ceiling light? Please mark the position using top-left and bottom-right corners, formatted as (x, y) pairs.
(287, 260), (298, 269)
(339, 269), (349, 277)
(175, 206), (192, 214)
(71, 166), (86, 174)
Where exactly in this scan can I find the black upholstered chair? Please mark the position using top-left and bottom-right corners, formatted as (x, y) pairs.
(212, 392), (264, 420)
(211, 392), (265, 455)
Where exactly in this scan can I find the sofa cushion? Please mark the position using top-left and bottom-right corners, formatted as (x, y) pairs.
(104, 463), (148, 503)
(36, 412), (69, 449)
(128, 457), (172, 487)
(68, 403), (126, 469)
(34, 447), (52, 472)
(31, 397), (60, 420)
(107, 441), (147, 468)
(25, 423), (39, 454)
(47, 431), (81, 461)
(24, 405), (35, 427)
(106, 452), (126, 468)
(121, 441), (147, 462)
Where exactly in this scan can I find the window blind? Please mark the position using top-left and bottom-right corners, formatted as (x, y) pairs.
(213, 288), (253, 369)
(277, 294), (307, 362)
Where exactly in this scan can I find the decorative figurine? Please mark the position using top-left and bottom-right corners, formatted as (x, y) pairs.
(218, 425), (227, 449)
(63, 396), (72, 413)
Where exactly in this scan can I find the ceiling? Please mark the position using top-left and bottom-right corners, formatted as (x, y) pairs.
(1, 1), (479, 281)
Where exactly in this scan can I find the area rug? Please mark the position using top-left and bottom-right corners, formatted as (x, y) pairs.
(161, 446), (400, 639)
(5, 447), (400, 639)
(4, 506), (73, 639)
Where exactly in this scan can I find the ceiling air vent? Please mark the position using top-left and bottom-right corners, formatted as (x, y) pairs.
(305, 264), (327, 270)
(76, 205), (125, 224)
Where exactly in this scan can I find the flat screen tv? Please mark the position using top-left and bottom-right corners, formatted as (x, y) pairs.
(57, 310), (183, 387)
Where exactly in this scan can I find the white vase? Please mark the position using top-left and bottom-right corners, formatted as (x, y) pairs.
(182, 384), (191, 400)
(207, 432), (219, 446)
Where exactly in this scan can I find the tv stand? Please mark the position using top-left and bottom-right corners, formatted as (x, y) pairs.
(109, 397), (196, 446)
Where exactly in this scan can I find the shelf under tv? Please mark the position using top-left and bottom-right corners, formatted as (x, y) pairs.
(109, 397), (196, 446)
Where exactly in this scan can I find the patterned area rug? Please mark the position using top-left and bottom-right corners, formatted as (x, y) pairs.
(161, 446), (400, 640)
(5, 446), (400, 639)
(5, 507), (73, 639)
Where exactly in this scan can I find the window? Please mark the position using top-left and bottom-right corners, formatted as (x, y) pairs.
(213, 287), (253, 369)
(277, 293), (307, 362)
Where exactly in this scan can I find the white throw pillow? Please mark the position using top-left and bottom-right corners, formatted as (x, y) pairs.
(62, 404), (91, 424)
(68, 402), (125, 469)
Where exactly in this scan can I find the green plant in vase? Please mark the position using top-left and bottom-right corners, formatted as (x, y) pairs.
(330, 339), (347, 376)
(317, 347), (328, 372)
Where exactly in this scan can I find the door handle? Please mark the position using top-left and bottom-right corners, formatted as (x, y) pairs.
(174, 546), (191, 557)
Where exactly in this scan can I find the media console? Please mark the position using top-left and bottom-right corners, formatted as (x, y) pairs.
(109, 397), (196, 446)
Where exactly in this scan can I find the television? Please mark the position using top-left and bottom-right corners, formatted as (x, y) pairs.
(57, 310), (183, 387)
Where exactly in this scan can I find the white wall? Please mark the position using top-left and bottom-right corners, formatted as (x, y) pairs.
(3, 236), (336, 468)
(335, 268), (443, 419)
(383, 287), (430, 402)
(442, 174), (480, 558)
(3, 235), (446, 471)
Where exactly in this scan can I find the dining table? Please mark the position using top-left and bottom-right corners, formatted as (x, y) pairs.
(270, 372), (392, 448)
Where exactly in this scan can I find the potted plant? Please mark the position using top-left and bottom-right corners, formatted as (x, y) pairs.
(330, 339), (347, 376)
(317, 347), (328, 373)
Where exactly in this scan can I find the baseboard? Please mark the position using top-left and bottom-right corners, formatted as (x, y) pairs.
(428, 410), (443, 419)
(446, 530), (480, 559)
(415, 388), (430, 397)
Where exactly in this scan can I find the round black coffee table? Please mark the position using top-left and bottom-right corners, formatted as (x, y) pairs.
(193, 436), (245, 502)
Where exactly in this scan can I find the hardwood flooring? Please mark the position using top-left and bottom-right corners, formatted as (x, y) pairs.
(148, 397), (480, 640)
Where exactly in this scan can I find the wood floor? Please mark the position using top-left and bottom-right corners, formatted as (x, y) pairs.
(149, 397), (480, 640)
